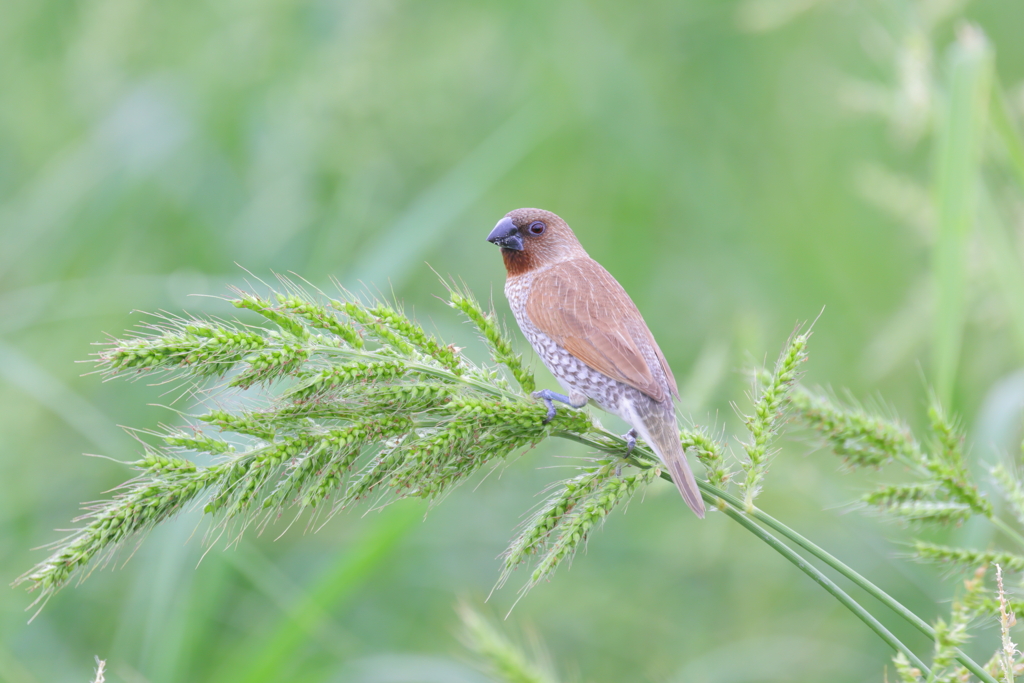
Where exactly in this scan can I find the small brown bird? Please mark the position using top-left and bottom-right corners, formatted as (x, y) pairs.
(487, 208), (705, 518)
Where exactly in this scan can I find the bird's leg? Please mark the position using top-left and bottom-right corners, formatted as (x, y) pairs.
(622, 428), (638, 456)
(616, 428), (639, 477)
(532, 389), (588, 425)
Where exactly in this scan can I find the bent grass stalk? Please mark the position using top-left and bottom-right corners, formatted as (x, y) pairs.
(563, 428), (995, 683)
(10, 279), (1012, 679)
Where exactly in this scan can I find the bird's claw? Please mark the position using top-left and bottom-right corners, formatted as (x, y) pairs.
(541, 399), (557, 424)
(614, 429), (639, 477)
(622, 428), (638, 456)
(531, 390), (559, 424)
(532, 389), (578, 425)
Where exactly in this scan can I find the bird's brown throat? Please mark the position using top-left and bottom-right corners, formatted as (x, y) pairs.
(501, 248), (536, 276)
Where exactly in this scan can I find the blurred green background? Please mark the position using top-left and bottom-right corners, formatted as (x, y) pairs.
(3, 0), (1024, 681)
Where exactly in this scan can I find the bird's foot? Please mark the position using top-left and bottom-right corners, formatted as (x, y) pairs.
(622, 428), (638, 456)
(615, 428), (639, 477)
(532, 389), (586, 425)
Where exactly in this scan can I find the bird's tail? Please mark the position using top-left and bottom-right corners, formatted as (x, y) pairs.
(635, 403), (706, 518)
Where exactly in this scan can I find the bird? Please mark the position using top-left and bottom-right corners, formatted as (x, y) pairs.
(486, 208), (705, 518)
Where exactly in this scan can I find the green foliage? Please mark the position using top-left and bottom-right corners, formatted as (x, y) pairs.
(791, 374), (1024, 681)
(792, 388), (992, 523)
(789, 388), (920, 469)
(24, 275), (1019, 683)
(791, 376), (1024, 682)
(510, 462), (662, 591)
(16, 283), (597, 610)
(13, 279), (820, 627)
(5, 0), (1024, 679)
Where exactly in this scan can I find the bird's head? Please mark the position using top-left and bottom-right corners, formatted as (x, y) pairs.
(486, 208), (587, 275)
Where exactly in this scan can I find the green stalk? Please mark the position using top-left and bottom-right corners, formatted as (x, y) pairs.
(713, 497), (931, 675)
(60, 304), (1000, 679)
(313, 347), (996, 677)
(273, 342), (925, 667)
(557, 431), (998, 683)
(931, 27), (993, 407)
(718, 488), (996, 683)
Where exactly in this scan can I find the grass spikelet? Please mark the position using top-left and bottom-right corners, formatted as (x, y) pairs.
(500, 464), (612, 586)
(892, 652), (924, 683)
(863, 483), (939, 508)
(884, 501), (973, 525)
(680, 426), (730, 489)
(795, 388), (991, 526)
(231, 290), (310, 338)
(930, 567), (987, 677)
(739, 326), (810, 509)
(101, 322), (269, 379)
(387, 397), (591, 501)
(274, 293), (362, 347)
(913, 542), (1024, 573)
(975, 598), (1024, 622)
(199, 409), (277, 441)
(366, 302), (465, 374)
(228, 342), (310, 389)
(266, 415), (414, 515)
(339, 300), (417, 356)
(286, 361), (409, 401)
(162, 430), (235, 455)
(16, 459), (217, 608)
(525, 465), (661, 589)
(923, 397), (991, 517)
(448, 288), (536, 393)
(790, 387), (920, 468)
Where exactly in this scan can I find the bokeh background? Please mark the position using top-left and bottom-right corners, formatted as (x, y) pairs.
(3, 0), (1024, 681)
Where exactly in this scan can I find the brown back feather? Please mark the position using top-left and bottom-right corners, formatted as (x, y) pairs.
(525, 259), (679, 403)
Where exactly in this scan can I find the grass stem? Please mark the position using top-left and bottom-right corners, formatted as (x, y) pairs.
(558, 430), (998, 683)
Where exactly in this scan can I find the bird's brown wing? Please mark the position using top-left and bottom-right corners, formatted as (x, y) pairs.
(526, 259), (678, 403)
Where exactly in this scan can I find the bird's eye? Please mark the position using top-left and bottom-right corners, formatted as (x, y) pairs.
(528, 221), (546, 235)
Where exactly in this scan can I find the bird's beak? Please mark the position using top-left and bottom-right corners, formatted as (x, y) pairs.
(487, 217), (523, 251)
